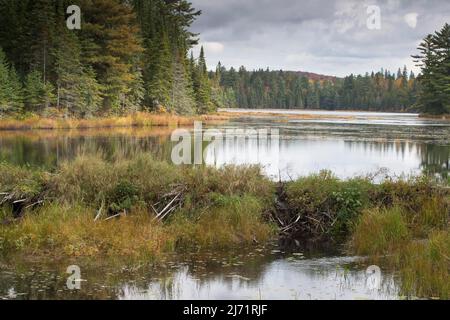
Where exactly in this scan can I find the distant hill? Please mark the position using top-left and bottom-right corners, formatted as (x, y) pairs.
(288, 71), (338, 82)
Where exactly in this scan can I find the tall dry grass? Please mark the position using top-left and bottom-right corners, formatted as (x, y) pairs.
(0, 154), (275, 260)
(351, 197), (449, 299)
(0, 112), (229, 131)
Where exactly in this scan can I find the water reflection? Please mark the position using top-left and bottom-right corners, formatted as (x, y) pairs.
(0, 112), (448, 180)
(117, 257), (398, 300)
(0, 250), (400, 300)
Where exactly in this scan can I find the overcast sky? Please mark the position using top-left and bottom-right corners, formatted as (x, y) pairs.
(190, 0), (450, 77)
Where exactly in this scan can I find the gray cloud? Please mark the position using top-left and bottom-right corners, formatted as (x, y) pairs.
(191, 0), (450, 76)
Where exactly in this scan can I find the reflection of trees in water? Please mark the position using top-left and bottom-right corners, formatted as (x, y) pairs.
(344, 140), (450, 180)
(1, 131), (449, 180)
(418, 144), (450, 180)
(0, 134), (174, 169)
(145, 251), (277, 300)
(345, 140), (416, 160)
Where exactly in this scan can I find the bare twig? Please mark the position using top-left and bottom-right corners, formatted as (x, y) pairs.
(104, 212), (122, 221)
(94, 201), (105, 222)
(153, 193), (181, 222)
(25, 200), (44, 210)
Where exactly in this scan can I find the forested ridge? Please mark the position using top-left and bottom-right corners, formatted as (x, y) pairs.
(211, 23), (449, 114)
(212, 66), (419, 112)
(0, 1), (448, 117)
(0, 0), (214, 117)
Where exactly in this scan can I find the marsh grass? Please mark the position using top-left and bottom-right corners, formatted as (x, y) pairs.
(0, 204), (172, 260)
(351, 206), (411, 257)
(169, 195), (275, 250)
(0, 200), (274, 260)
(0, 112), (229, 131)
(400, 231), (449, 299)
(351, 194), (449, 299)
(0, 154), (275, 260)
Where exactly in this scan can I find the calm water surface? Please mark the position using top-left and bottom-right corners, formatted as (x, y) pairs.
(0, 246), (400, 300)
(0, 110), (448, 180)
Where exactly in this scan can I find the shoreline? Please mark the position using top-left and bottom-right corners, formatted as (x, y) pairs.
(219, 108), (450, 120)
(0, 112), (230, 132)
(0, 110), (448, 133)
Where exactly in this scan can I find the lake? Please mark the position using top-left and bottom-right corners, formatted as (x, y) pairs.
(1, 109), (449, 180)
(0, 245), (400, 300)
(0, 110), (448, 300)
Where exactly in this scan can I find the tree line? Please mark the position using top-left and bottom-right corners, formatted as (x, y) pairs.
(212, 65), (419, 112)
(0, 0), (448, 117)
(0, 0), (214, 117)
(211, 23), (449, 115)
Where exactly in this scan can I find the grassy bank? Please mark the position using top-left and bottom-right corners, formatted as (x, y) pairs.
(0, 112), (229, 131)
(279, 172), (448, 242)
(0, 158), (448, 298)
(351, 204), (449, 299)
(278, 172), (449, 299)
(0, 155), (275, 261)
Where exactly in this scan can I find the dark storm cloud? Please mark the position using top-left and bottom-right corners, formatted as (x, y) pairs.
(190, 0), (450, 76)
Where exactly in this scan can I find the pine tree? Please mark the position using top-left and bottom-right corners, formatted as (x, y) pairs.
(193, 47), (212, 113)
(28, 0), (57, 83)
(413, 23), (450, 115)
(80, 0), (144, 112)
(0, 48), (12, 113)
(0, 48), (23, 114)
(8, 67), (24, 113)
(53, 32), (87, 115)
(146, 30), (173, 110)
(170, 56), (196, 115)
(77, 67), (103, 117)
(24, 70), (55, 112)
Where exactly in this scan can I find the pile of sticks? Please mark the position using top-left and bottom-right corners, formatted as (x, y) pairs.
(0, 191), (45, 218)
(270, 183), (336, 242)
(151, 184), (187, 222)
(93, 184), (187, 223)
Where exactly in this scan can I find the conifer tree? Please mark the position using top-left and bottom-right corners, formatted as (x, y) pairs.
(413, 23), (450, 115)
(8, 67), (24, 113)
(170, 56), (196, 115)
(0, 48), (12, 113)
(24, 70), (55, 112)
(0, 48), (23, 114)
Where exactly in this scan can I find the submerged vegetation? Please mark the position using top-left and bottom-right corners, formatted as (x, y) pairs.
(0, 155), (448, 298)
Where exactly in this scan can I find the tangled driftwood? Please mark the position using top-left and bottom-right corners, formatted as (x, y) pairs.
(0, 191), (45, 219)
(270, 183), (340, 244)
(151, 184), (186, 222)
(93, 184), (187, 222)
